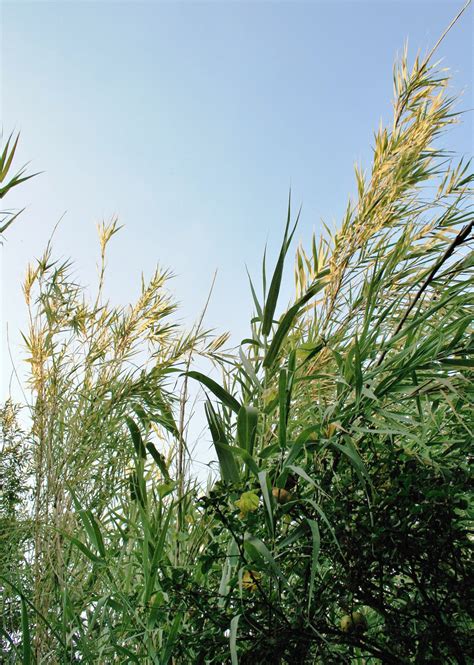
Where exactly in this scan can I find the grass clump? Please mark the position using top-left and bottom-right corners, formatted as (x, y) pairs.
(1, 13), (473, 665)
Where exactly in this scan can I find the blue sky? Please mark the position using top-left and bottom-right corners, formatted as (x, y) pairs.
(1, 1), (472, 467)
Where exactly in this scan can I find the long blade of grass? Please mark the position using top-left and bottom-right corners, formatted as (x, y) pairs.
(230, 614), (240, 665)
(186, 371), (241, 413)
(263, 272), (329, 367)
(237, 405), (259, 455)
(205, 400), (240, 482)
(21, 598), (32, 665)
(306, 519), (320, 613)
(262, 193), (300, 336)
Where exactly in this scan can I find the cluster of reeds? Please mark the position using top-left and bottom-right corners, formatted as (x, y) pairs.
(0, 14), (472, 665)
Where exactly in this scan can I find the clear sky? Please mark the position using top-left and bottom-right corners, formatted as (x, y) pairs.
(1, 0), (472, 469)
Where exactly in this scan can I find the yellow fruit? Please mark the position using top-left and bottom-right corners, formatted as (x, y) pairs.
(241, 570), (261, 591)
(340, 611), (367, 634)
(272, 487), (292, 504)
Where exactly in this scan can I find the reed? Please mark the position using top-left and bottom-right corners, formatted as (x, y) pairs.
(0, 10), (472, 663)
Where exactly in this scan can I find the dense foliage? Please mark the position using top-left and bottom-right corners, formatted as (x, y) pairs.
(1, 29), (473, 665)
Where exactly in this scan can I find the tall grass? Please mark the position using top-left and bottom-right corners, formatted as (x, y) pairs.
(1, 11), (473, 664)
(0, 132), (38, 234)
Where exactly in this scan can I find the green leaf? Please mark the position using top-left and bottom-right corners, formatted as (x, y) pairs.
(439, 357), (474, 368)
(0, 170), (38, 199)
(161, 613), (182, 665)
(353, 335), (363, 400)
(331, 440), (368, 485)
(205, 401), (240, 483)
(306, 519), (320, 613)
(146, 442), (171, 481)
(259, 442), (280, 460)
(0, 133), (19, 181)
(296, 340), (325, 368)
(306, 498), (343, 558)
(21, 598), (31, 665)
(278, 369), (287, 449)
(258, 471), (274, 536)
(69, 488), (106, 557)
(237, 405), (259, 455)
(112, 645), (141, 663)
(241, 337), (262, 348)
(216, 441), (260, 478)
(263, 273), (329, 368)
(186, 371), (241, 414)
(148, 394), (179, 438)
(244, 534), (295, 597)
(246, 266), (263, 319)
(0, 577), (67, 651)
(230, 614), (240, 665)
(288, 464), (321, 490)
(262, 193), (300, 336)
(72, 525), (103, 560)
(239, 347), (261, 389)
(126, 416), (146, 459)
(277, 523), (306, 549)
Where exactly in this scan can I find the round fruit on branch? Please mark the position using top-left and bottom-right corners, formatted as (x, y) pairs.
(340, 611), (368, 635)
(272, 487), (293, 504)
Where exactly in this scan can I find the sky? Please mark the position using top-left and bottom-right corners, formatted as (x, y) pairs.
(1, 0), (472, 471)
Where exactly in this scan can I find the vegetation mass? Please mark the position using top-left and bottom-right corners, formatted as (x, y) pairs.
(1, 20), (473, 665)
